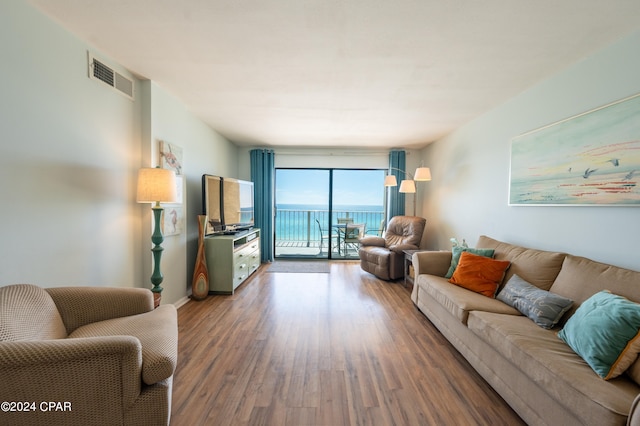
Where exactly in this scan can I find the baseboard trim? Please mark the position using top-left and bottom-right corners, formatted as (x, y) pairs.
(173, 295), (190, 309)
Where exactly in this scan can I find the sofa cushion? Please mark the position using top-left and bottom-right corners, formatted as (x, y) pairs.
(558, 291), (640, 380)
(444, 246), (495, 278)
(69, 305), (178, 385)
(468, 310), (639, 425)
(418, 275), (520, 324)
(497, 274), (573, 329)
(476, 236), (566, 291)
(550, 255), (640, 317)
(0, 284), (67, 341)
(449, 252), (511, 297)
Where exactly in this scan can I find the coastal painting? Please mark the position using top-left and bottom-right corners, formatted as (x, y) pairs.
(509, 93), (640, 206)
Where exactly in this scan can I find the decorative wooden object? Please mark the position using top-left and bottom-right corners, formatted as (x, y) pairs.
(191, 215), (209, 301)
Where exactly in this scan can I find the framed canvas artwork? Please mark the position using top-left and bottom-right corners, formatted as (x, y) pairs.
(509, 93), (640, 206)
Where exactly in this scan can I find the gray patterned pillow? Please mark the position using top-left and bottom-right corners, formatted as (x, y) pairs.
(497, 274), (573, 329)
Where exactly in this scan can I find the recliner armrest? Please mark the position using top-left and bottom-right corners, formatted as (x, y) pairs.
(359, 236), (386, 247)
(388, 243), (419, 254)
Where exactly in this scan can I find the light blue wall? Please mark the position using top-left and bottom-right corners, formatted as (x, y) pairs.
(144, 81), (238, 304)
(420, 30), (640, 271)
(0, 0), (144, 287)
(0, 1), (239, 303)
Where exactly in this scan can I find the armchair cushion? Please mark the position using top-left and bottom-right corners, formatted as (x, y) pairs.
(47, 286), (154, 334)
(0, 284), (67, 341)
(69, 304), (178, 385)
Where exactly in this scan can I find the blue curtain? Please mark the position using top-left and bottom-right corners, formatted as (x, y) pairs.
(388, 150), (406, 220)
(250, 149), (275, 262)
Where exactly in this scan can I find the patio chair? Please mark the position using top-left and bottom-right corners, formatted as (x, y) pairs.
(335, 217), (354, 255)
(343, 223), (366, 255)
(315, 219), (333, 254)
(365, 219), (386, 237)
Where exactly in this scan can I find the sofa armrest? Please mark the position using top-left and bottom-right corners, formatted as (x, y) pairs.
(46, 287), (154, 334)
(0, 336), (142, 422)
(628, 393), (640, 426)
(413, 251), (452, 277)
(359, 236), (386, 247)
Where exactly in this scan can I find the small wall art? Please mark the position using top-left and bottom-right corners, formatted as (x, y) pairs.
(160, 140), (183, 175)
(162, 206), (184, 236)
(509, 93), (640, 206)
(159, 140), (185, 235)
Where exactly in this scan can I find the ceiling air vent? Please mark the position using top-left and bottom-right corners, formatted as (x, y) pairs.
(88, 53), (134, 100)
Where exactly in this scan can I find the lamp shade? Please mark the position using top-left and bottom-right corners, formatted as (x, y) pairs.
(384, 175), (398, 186)
(136, 167), (178, 203)
(414, 167), (432, 181)
(384, 175), (398, 187)
(398, 179), (416, 193)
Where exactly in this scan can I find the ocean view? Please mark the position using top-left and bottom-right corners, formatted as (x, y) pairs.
(275, 204), (384, 242)
(276, 204), (383, 212)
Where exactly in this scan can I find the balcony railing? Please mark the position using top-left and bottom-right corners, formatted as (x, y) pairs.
(275, 208), (384, 257)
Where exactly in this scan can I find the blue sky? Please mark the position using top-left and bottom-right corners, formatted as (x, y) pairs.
(276, 169), (385, 206)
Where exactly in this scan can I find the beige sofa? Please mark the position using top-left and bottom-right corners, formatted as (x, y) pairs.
(0, 284), (178, 426)
(411, 235), (640, 426)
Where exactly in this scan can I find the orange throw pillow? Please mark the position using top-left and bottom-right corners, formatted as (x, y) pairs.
(449, 251), (511, 298)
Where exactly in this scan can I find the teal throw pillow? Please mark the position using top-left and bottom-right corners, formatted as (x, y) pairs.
(497, 274), (573, 329)
(558, 291), (640, 380)
(445, 246), (495, 278)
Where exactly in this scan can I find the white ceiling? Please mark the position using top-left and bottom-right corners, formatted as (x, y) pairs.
(29, 0), (640, 149)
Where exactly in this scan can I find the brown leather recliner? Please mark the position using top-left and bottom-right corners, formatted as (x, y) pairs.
(358, 216), (426, 280)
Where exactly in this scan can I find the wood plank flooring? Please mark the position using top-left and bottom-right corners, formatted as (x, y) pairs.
(171, 262), (525, 426)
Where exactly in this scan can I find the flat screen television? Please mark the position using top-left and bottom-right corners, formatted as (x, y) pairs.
(202, 175), (254, 235)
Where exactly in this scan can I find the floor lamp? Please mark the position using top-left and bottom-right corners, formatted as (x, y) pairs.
(137, 167), (178, 307)
(384, 167), (431, 217)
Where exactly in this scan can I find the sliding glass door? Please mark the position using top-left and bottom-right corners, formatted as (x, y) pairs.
(331, 170), (386, 258)
(275, 169), (331, 258)
(275, 168), (385, 259)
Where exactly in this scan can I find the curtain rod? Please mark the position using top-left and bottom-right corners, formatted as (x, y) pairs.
(268, 149), (414, 156)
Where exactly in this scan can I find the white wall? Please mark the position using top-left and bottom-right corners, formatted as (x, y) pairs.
(419, 30), (640, 271)
(0, 1), (143, 287)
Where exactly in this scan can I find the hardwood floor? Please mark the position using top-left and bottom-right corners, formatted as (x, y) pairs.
(172, 262), (525, 426)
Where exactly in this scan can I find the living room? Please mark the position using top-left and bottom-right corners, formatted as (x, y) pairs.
(2, 0), (640, 424)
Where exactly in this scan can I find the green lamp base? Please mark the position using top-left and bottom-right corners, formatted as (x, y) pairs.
(150, 204), (165, 307)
